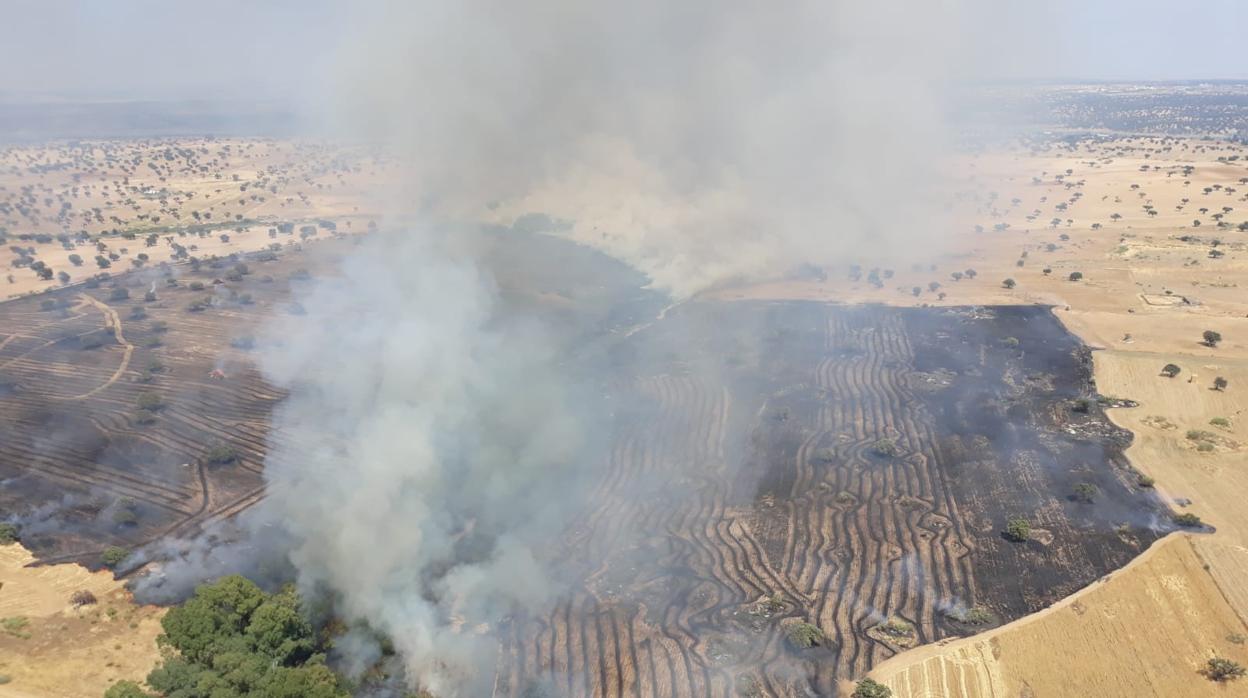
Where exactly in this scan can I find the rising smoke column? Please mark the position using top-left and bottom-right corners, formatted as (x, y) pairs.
(246, 1), (1017, 693)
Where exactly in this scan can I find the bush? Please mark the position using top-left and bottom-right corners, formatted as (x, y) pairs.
(113, 508), (138, 526)
(1004, 516), (1031, 542)
(1068, 271), (1083, 281)
(876, 617), (912, 637)
(101, 546), (129, 568)
(1072, 482), (1098, 503)
(871, 438), (898, 457)
(1202, 330), (1222, 347)
(104, 680), (151, 698)
(1211, 417), (1230, 428)
(1002, 278), (1016, 289)
(109, 287), (130, 301)
(0, 522), (19, 544)
(1205, 657), (1247, 682)
(136, 392), (164, 411)
(1138, 474), (1156, 488)
(204, 443), (238, 465)
(70, 589), (98, 607)
(1161, 363), (1181, 378)
(1071, 398), (1090, 413)
(852, 678), (892, 698)
(784, 622), (825, 650)
(189, 281), (205, 291)
(1173, 512), (1203, 527)
(133, 409), (158, 425)
(1213, 376), (1228, 391)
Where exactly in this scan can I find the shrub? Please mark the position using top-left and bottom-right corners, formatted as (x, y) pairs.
(113, 508), (138, 526)
(1002, 278), (1016, 289)
(1072, 482), (1098, 503)
(1161, 363), (1181, 378)
(1211, 417), (1230, 428)
(1, 616), (30, 638)
(104, 680), (151, 698)
(0, 522), (18, 544)
(136, 392), (164, 411)
(133, 409), (158, 425)
(877, 617), (912, 637)
(852, 678), (892, 698)
(1138, 474), (1156, 488)
(1001, 336), (1019, 348)
(1213, 376), (1228, 391)
(1173, 512), (1203, 527)
(1071, 398), (1090, 413)
(204, 443), (238, 464)
(70, 590), (98, 607)
(1004, 516), (1031, 542)
(871, 438), (898, 457)
(109, 287), (130, 301)
(1202, 330), (1222, 347)
(1205, 657), (1247, 682)
(1068, 271), (1083, 281)
(784, 622), (825, 650)
(101, 546), (129, 568)
(151, 320), (168, 333)
(189, 281), (205, 291)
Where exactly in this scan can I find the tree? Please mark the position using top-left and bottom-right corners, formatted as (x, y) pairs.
(1213, 376), (1228, 391)
(784, 622), (825, 650)
(1004, 516), (1031, 542)
(102, 546), (129, 568)
(852, 678), (892, 698)
(1202, 330), (1222, 347)
(1068, 271), (1083, 281)
(1205, 657), (1247, 682)
(204, 443), (238, 464)
(1161, 364), (1181, 378)
(1072, 482), (1098, 503)
(104, 681), (151, 698)
(68, 253), (83, 266)
(136, 392), (164, 411)
(0, 522), (18, 544)
(1002, 278), (1016, 289)
(145, 575), (346, 697)
(1173, 512), (1202, 527)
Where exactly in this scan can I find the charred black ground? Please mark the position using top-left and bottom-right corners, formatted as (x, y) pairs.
(0, 231), (1173, 695)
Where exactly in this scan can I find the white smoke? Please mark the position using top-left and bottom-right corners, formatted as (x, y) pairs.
(229, 1), (1034, 694)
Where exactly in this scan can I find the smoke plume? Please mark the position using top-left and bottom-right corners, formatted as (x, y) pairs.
(147, 2), (1029, 694)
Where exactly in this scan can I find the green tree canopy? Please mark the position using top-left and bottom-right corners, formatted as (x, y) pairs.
(134, 575), (346, 698)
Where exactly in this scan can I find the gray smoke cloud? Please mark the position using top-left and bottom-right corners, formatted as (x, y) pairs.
(142, 2), (1045, 694)
(323, 0), (992, 298)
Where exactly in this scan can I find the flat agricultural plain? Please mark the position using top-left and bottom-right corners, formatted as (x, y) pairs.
(3, 122), (1248, 697)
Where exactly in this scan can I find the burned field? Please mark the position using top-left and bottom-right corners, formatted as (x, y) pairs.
(0, 242), (351, 565)
(497, 301), (1174, 697)
(0, 230), (1174, 696)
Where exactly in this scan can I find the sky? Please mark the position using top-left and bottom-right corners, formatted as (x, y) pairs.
(0, 0), (1246, 103)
